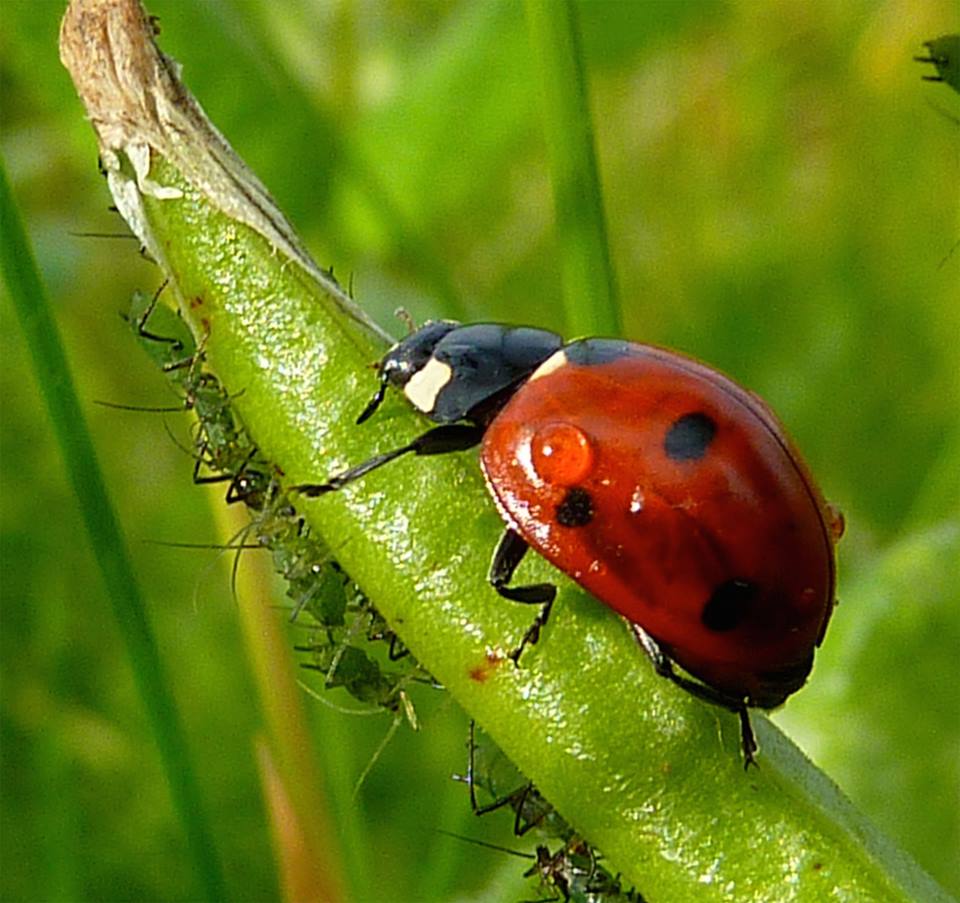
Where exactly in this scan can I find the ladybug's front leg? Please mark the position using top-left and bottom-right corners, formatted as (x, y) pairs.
(629, 624), (758, 769)
(488, 528), (556, 664)
(293, 424), (484, 496)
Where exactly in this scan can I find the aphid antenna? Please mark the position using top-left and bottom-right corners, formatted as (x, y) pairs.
(228, 521), (259, 600)
(351, 713), (403, 801)
(69, 231), (140, 241)
(287, 615), (329, 632)
(149, 519), (261, 610)
(92, 398), (184, 414)
(459, 720), (550, 837)
(433, 828), (536, 861)
(142, 538), (262, 551)
(295, 678), (390, 717)
(408, 674), (445, 690)
(317, 611), (371, 693)
(161, 419), (199, 460)
(289, 582), (321, 623)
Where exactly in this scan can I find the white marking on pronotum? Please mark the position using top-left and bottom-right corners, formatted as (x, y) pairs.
(404, 357), (454, 413)
(527, 349), (569, 382)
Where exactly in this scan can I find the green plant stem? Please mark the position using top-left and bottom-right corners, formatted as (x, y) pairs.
(0, 157), (228, 903)
(140, 163), (948, 902)
(524, 0), (621, 337)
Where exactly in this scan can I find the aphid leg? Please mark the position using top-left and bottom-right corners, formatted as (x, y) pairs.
(489, 528), (557, 663)
(387, 633), (409, 662)
(133, 279), (180, 346)
(293, 424), (484, 497)
(462, 721), (544, 836)
(630, 623), (758, 769)
(465, 720), (508, 817)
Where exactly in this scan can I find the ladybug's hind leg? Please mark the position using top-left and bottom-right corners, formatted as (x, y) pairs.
(629, 624), (758, 769)
(489, 529), (557, 664)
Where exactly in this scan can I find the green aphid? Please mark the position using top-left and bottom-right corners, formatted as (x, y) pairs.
(127, 286), (196, 373)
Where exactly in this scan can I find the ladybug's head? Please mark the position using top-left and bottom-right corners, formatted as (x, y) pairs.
(356, 320), (460, 424)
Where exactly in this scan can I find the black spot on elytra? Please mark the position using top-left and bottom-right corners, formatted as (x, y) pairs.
(664, 412), (716, 461)
(701, 579), (757, 632)
(556, 487), (594, 527)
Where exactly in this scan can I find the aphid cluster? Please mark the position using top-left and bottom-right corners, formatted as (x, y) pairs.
(461, 723), (644, 902)
(125, 286), (427, 719)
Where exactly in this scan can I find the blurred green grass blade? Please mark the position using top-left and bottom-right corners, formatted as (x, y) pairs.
(34, 717), (78, 903)
(196, 0), (464, 318)
(215, 503), (346, 903)
(0, 158), (228, 903)
(902, 423), (960, 531)
(525, 0), (620, 336)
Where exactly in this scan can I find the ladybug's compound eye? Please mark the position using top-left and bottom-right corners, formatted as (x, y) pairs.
(531, 422), (594, 486)
(380, 320), (460, 391)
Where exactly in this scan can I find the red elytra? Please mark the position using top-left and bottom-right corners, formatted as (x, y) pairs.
(480, 343), (837, 709)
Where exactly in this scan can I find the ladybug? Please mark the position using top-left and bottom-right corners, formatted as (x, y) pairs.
(296, 321), (842, 763)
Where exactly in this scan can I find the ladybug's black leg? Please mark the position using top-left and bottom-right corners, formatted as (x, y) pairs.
(489, 529), (557, 663)
(735, 706), (757, 768)
(629, 624), (758, 768)
(293, 424), (484, 496)
(489, 529), (556, 603)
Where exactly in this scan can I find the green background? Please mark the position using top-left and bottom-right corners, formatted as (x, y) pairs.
(2, 1), (958, 900)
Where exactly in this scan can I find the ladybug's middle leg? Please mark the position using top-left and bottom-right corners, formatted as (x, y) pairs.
(630, 623), (758, 768)
(489, 528), (557, 663)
